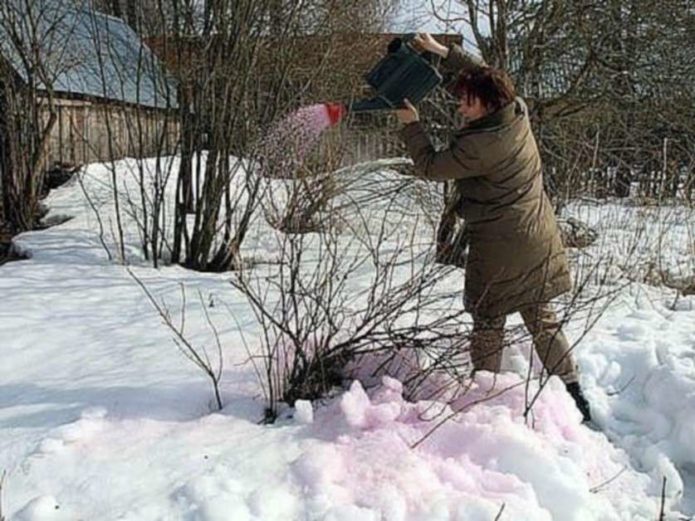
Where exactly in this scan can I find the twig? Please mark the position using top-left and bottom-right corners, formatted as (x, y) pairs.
(659, 476), (667, 521)
(76, 171), (113, 262)
(0, 470), (7, 521)
(127, 268), (224, 411)
(606, 375), (636, 396)
(589, 466), (627, 493)
(222, 300), (268, 400)
(411, 380), (526, 449)
(494, 503), (505, 521)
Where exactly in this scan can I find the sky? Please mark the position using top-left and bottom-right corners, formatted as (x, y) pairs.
(388, 0), (482, 53)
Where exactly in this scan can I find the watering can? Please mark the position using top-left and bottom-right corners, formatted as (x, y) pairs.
(324, 33), (443, 125)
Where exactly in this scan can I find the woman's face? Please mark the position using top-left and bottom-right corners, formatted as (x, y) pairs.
(457, 92), (487, 123)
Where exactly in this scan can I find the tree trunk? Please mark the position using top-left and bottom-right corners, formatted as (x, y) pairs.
(110, 0), (123, 18)
(125, 0), (138, 31)
(0, 78), (8, 225)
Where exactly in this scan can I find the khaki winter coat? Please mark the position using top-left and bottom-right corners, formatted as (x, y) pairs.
(399, 45), (572, 318)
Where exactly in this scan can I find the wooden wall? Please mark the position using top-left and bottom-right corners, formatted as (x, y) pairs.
(41, 97), (180, 166)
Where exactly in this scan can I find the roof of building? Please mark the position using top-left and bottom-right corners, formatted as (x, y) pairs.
(0, 0), (176, 108)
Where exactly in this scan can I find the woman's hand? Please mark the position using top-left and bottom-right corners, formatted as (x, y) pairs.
(413, 33), (449, 58)
(396, 99), (419, 124)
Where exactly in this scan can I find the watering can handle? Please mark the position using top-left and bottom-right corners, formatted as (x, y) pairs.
(401, 33), (437, 61)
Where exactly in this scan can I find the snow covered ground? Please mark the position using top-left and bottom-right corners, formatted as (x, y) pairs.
(1, 157), (694, 520)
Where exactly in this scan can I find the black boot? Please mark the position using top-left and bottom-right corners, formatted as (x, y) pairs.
(565, 382), (592, 423)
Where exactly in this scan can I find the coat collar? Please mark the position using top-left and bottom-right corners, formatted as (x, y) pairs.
(459, 98), (522, 134)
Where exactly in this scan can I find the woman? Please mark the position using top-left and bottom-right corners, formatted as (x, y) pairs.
(397, 33), (591, 422)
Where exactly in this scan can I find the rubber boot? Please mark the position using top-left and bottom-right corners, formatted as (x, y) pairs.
(565, 382), (592, 423)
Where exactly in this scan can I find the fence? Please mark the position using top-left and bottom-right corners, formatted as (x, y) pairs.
(316, 116), (450, 167)
(554, 164), (695, 202)
(339, 128), (406, 164)
(336, 122), (695, 203)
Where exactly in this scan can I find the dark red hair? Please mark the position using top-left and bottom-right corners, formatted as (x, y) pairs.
(452, 67), (517, 113)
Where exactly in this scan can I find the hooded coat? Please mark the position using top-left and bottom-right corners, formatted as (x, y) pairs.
(399, 45), (572, 318)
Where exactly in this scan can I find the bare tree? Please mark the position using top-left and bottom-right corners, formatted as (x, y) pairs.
(0, 0), (71, 233)
(85, 4), (177, 265)
(157, 0), (399, 271)
(424, 1), (695, 204)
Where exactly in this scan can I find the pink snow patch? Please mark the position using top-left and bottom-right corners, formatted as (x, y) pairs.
(259, 104), (336, 179)
(291, 373), (659, 520)
(341, 379), (405, 429)
(447, 373), (583, 442)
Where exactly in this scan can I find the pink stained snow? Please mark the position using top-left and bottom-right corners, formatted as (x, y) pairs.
(291, 373), (649, 520)
(260, 104), (335, 179)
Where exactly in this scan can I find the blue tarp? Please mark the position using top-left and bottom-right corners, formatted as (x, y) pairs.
(0, 0), (177, 109)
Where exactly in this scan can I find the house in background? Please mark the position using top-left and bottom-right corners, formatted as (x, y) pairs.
(0, 0), (179, 167)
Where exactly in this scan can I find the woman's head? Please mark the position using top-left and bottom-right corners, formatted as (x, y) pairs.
(452, 66), (516, 122)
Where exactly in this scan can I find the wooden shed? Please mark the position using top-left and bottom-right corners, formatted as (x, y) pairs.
(0, 0), (179, 167)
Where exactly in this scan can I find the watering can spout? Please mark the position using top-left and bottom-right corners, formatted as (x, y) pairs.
(325, 102), (347, 126)
(323, 99), (394, 125)
(347, 98), (392, 113)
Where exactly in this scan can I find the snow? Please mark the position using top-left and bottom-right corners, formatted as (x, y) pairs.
(1, 156), (694, 519)
(294, 400), (314, 425)
(565, 200), (695, 289)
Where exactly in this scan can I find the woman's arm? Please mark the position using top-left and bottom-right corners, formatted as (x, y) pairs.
(414, 33), (485, 75)
(414, 33), (450, 59)
(399, 122), (484, 181)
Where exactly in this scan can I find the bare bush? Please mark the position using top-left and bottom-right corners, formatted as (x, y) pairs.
(232, 170), (474, 420)
(232, 152), (631, 423)
(159, 0), (400, 272)
(128, 268), (226, 410)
